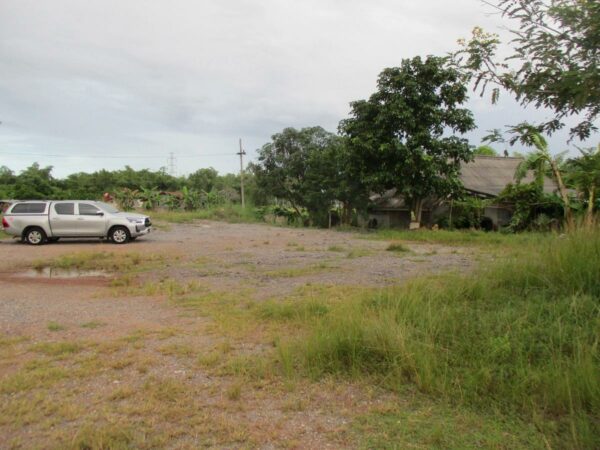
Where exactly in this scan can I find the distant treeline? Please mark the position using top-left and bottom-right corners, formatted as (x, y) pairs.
(0, 163), (268, 205)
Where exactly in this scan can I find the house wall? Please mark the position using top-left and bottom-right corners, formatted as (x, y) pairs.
(360, 210), (431, 229)
(483, 206), (512, 228)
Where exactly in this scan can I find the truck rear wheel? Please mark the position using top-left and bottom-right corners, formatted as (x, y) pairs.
(24, 227), (47, 245)
(110, 226), (130, 244)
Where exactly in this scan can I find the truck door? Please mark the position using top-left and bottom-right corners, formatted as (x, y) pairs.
(76, 202), (107, 236)
(49, 202), (78, 236)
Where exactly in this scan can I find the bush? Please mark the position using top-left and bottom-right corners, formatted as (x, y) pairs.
(498, 183), (564, 231)
(449, 197), (487, 229)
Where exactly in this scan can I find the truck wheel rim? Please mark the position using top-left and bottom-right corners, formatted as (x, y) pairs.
(29, 231), (42, 244)
(113, 229), (127, 243)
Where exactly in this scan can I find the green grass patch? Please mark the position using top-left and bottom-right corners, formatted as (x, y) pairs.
(0, 334), (28, 348)
(366, 228), (550, 247)
(71, 424), (134, 450)
(30, 342), (83, 357)
(151, 204), (260, 224)
(32, 251), (165, 273)
(256, 299), (329, 322)
(80, 321), (106, 329)
(0, 360), (69, 394)
(277, 229), (600, 448)
(386, 242), (410, 253)
(112, 277), (203, 299)
(47, 322), (65, 332)
(158, 343), (196, 358)
(346, 248), (372, 258)
(264, 262), (334, 278)
(354, 400), (545, 449)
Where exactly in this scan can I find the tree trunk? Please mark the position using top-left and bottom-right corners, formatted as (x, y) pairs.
(549, 160), (574, 231)
(342, 201), (350, 226)
(586, 186), (596, 228)
(412, 198), (423, 229)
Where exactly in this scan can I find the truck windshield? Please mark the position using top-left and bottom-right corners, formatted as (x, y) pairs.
(97, 202), (121, 214)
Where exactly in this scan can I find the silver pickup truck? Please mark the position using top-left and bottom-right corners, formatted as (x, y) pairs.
(1, 200), (151, 245)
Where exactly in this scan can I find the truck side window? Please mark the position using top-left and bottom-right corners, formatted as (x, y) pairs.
(78, 203), (101, 216)
(54, 203), (74, 215)
(11, 203), (46, 213)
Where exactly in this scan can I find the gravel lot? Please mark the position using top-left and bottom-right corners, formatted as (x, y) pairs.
(0, 221), (474, 338)
(0, 221), (475, 448)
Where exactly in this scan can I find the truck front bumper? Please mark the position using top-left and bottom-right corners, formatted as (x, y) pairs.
(132, 225), (152, 237)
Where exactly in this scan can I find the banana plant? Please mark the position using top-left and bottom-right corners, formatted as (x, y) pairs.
(138, 186), (160, 210)
(182, 186), (201, 210)
(566, 145), (600, 227)
(163, 193), (182, 211)
(114, 188), (139, 211)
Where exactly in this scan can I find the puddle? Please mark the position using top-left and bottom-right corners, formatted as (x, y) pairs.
(16, 267), (110, 279)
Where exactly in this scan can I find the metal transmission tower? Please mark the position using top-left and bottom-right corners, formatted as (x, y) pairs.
(237, 139), (246, 208)
(167, 152), (177, 176)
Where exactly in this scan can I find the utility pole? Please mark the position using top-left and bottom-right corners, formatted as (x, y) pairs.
(237, 138), (246, 208)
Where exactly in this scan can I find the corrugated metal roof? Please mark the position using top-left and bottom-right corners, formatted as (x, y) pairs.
(371, 156), (558, 209)
(461, 156), (557, 196)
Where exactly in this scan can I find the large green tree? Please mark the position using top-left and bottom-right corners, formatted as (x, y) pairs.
(254, 126), (356, 225)
(339, 56), (476, 224)
(453, 0), (600, 141)
(12, 163), (57, 199)
(188, 167), (219, 193)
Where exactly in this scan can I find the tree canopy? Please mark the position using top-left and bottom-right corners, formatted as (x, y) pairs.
(453, 0), (600, 141)
(340, 56), (476, 223)
(474, 145), (498, 156)
(253, 126), (357, 225)
(0, 163), (267, 206)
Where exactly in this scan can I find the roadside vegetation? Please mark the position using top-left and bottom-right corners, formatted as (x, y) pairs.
(269, 229), (600, 448)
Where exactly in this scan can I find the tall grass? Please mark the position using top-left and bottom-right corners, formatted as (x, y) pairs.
(281, 229), (600, 447)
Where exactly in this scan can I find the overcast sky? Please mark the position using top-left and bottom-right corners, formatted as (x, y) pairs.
(0, 0), (595, 178)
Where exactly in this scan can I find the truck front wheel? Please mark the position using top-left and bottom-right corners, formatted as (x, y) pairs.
(24, 227), (47, 245)
(109, 226), (130, 244)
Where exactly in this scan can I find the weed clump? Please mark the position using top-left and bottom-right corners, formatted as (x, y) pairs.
(47, 322), (65, 332)
(386, 242), (409, 253)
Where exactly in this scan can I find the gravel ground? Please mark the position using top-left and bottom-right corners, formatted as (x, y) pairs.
(0, 221), (474, 337)
(0, 221), (476, 448)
